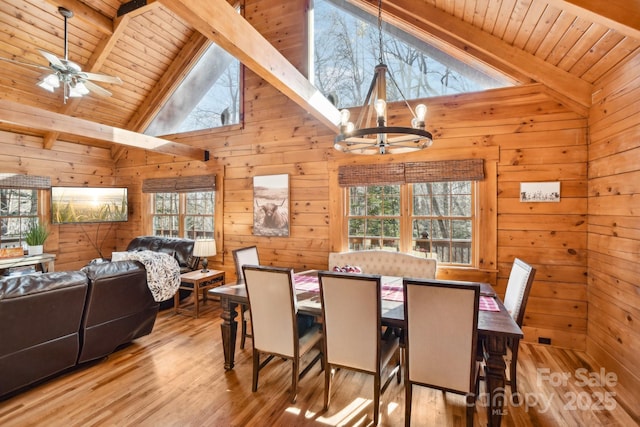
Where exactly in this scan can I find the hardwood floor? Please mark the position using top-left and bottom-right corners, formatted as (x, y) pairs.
(0, 300), (637, 427)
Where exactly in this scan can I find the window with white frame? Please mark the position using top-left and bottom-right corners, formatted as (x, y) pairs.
(346, 181), (474, 265)
(339, 160), (482, 266)
(151, 191), (215, 239)
(0, 188), (39, 248)
(143, 176), (217, 240)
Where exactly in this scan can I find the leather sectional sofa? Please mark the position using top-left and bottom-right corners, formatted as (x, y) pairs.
(126, 236), (199, 309)
(0, 260), (159, 399)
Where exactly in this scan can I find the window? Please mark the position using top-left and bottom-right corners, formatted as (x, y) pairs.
(411, 182), (473, 264)
(346, 181), (474, 265)
(0, 188), (39, 248)
(311, 0), (511, 109)
(145, 42), (241, 136)
(152, 191), (215, 239)
(347, 185), (401, 250)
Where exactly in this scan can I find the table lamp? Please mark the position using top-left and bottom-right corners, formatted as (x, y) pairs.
(193, 238), (216, 272)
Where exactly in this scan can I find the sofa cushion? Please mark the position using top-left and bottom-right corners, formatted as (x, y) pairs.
(0, 271), (88, 396)
(79, 260), (159, 363)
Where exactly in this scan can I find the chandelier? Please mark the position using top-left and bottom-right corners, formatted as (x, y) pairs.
(334, 0), (433, 155)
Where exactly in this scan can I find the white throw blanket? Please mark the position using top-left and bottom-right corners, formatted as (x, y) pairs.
(116, 250), (181, 302)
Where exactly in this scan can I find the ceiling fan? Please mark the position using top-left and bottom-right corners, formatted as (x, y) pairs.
(0, 7), (122, 103)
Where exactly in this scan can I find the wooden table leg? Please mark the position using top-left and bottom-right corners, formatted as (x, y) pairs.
(484, 334), (509, 427)
(220, 296), (238, 370)
(194, 283), (200, 318)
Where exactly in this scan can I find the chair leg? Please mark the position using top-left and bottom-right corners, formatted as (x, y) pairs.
(252, 349), (260, 392)
(465, 394), (475, 427)
(240, 305), (249, 350)
(510, 338), (521, 404)
(373, 374), (381, 425)
(404, 383), (412, 427)
(291, 357), (299, 403)
(324, 366), (333, 410)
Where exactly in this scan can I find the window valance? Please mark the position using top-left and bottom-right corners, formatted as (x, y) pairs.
(338, 159), (484, 187)
(0, 173), (51, 189)
(142, 175), (216, 193)
(338, 163), (405, 186)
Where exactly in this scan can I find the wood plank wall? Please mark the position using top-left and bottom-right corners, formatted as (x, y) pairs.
(1, 0), (638, 419)
(587, 50), (640, 420)
(112, 0), (590, 351)
(0, 130), (120, 271)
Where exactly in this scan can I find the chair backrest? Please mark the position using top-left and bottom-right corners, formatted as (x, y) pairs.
(502, 258), (536, 326)
(318, 271), (381, 373)
(403, 279), (480, 393)
(232, 246), (259, 284)
(243, 265), (298, 358)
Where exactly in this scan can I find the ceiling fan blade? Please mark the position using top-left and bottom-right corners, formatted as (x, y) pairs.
(83, 80), (112, 97)
(81, 72), (123, 85)
(38, 49), (65, 70)
(0, 56), (51, 72)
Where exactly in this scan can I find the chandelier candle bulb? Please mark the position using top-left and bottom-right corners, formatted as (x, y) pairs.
(333, 0), (433, 155)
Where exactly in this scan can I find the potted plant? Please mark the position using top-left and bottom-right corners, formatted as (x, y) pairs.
(25, 222), (50, 256)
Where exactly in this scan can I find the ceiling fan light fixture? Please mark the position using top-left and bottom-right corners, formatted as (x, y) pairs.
(69, 81), (89, 97)
(37, 74), (60, 92)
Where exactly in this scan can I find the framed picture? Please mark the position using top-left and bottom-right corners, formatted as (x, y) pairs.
(253, 174), (290, 237)
(51, 186), (129, 223)
(520, 182), (560, 202)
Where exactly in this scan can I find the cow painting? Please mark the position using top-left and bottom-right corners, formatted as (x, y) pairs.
(253, 174), (290, 237)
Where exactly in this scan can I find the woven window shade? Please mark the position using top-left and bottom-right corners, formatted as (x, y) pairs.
(338, 163), (405, 187)
(0, 173), (51, 189)
(142, 175), (216, 193)
(405, 159), (484, 182)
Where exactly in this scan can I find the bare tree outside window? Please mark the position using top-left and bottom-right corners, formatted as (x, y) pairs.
(312, 0), (509, 109)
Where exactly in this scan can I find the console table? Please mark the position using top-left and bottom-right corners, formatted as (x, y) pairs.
(0, 253), (56, 273)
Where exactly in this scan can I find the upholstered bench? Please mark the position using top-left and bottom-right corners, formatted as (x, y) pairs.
(328, 250), (437, 279)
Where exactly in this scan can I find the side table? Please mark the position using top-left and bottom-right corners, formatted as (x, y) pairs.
(175, 269), (225, 318)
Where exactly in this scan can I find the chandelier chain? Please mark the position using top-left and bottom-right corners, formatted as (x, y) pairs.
(376, 0), (416, 118)
(377, 0), (384, 64)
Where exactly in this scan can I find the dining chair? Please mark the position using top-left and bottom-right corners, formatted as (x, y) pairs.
(232, 245), (259, 349)
(403, 279), (480, 427)
(501, 257), (536, 403)
(242, 265), (323, 403)
(318, 271), (401, 426)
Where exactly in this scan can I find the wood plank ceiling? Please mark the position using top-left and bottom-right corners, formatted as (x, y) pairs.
(0, 0), (638, 157)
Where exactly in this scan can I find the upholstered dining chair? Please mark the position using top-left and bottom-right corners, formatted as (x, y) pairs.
(403, 279), (480, 427)
(318, 271), (401, 426)
(501, 257), (536, 403)
(242, 265), (323, 403)
(232, 246), (259, 349)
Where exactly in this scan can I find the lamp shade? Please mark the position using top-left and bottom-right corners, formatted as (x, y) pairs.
(193, 238), (217, 257)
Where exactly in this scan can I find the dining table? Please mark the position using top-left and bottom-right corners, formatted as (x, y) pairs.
(209, 270), (522, 427)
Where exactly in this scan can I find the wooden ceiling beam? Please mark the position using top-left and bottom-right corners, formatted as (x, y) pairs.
(0, 100), (209, 161)
(113, 31), (210, 162)
(157, 0), (340, 131)
(44, 0), (113, 35)
(349, 0), (593, 108)
(43, 2), (160, 154)
(547, 0), (640, 41)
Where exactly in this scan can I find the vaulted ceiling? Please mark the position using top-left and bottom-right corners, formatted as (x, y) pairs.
(0, 0), (638, 158)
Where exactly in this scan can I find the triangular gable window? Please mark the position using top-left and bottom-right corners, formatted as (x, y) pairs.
(145, 42), (240, 137)
(312, 0), (513, 109)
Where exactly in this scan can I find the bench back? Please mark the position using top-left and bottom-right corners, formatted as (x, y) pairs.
(328, 250), (437, 279)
